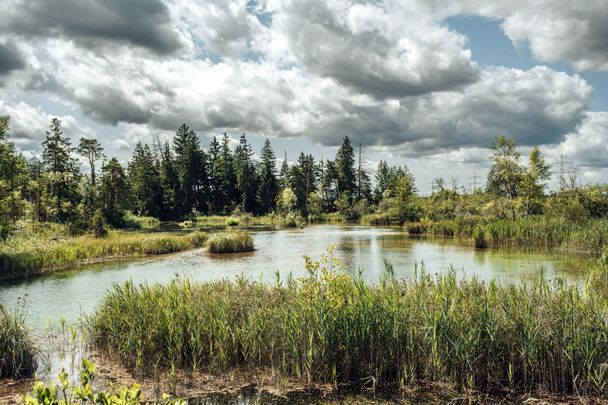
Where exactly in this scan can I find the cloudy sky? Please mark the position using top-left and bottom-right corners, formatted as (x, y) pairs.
(1, 0), (607, 193)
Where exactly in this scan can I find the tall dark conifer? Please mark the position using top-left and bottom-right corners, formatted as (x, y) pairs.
(234, 133), (257, 213)
(335, 136), (357, 203)
(41, 118), (81, 222)
(128, 143), (163, 217)
(257, 139), (278, 214)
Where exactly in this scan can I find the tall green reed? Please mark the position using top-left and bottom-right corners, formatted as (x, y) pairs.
(89, 252), (608, 396)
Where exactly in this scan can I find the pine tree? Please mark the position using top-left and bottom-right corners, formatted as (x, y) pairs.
(279, 150), (289, 191)
(257, 139), (278, 214)
(99, 157), (128, 226)
(159, 143), (180, 220)
(234, 134), (258, 213)
(173, 124), (209, 216)
(128, 143), (163, 218)
(41, 118), (81, 223)
(77, 138), (105, 189)
(208, 136), (224, 214)
(335, 136), (357, 203)
(374, 160), (391, 203)
(0, 116), (28, 236)
(320, 159), (338, 212)
(220, 133), (237, 213)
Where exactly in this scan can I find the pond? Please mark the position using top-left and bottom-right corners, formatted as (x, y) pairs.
(0, 225), (592, 329)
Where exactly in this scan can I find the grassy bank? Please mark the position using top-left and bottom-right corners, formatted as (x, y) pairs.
(0, 227), (208, 281)
(208, 231), (254, 254)
(89, 254), (608, 398)
(405, 217), (608, 253)
(0, 305), (37, 379)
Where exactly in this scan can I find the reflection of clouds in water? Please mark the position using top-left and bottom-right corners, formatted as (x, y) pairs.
(0, 225), (592, 330)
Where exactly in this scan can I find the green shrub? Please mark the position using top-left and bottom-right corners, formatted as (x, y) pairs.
(23, 358), (185, 405)
(207, 231), (254, 254)
(405, 221), (427, 235)
(225, 217), (240, 227)
(473, 226), (487, 248)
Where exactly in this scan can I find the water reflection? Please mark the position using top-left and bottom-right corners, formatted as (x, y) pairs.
(0, 225), (592, 329)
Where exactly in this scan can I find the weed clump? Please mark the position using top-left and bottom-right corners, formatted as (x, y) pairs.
(207, 231), (254, 254)
(0, 304), (37, 379)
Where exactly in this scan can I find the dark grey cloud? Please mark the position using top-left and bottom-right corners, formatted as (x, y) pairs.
(1, 0), (183, 55)
(0, 40), (25, 77)
(77, 86), (152, 125)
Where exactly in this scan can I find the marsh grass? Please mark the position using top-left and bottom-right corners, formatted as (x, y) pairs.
(0, 230), (208, 280)
(406, 217), (608, 253)
(89, 252), (608, 397)
(0, 304), (37, 379)
(207, 231), (254, 254)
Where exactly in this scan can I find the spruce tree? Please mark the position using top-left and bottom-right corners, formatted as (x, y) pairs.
(257, 139), (278, 214)
(41, 118), (81, 223)
(335, 136), (357, 203)
(159, 143), (180, 220)
(0, 116), (28, 236)
(173, 124), (209, 216)
(99, 157), (128, 226)
(208, 136), (224, 214)
(220, 133), (237, 213)
(128, 143), (163, 218)
(234, 134), (258, 213)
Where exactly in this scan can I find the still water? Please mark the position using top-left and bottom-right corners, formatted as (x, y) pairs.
(0, 225), (591, 329)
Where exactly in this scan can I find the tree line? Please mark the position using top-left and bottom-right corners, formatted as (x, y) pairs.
(2, 115), (606, 239)
(0, 116), (418, 237)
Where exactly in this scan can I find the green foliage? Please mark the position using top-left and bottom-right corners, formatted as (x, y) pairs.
(257, 139), (279, 214)
(90, 252), (608, 396)
(335, 136), (357, 203)
(0, 304), (37, 378)
(99, 158), (129, 227)
(408, 216), (608, 253)
(472, 225), (487, 248)
(41, 118), (81, 223)
(173, 124), (210, 217)
(23, 359), (185, 405)
(207, 231), (254, 254)
(128, 143), (163, 218)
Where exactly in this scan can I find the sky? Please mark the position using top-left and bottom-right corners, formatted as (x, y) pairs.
(1, 0), (607, 194)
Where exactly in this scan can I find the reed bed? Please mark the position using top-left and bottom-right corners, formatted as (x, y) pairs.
(207, 231), (254, 254)
(89, 255), (608, 397)
(0, 231), (208, 280)
(406, 217), (608, 253)
(0, 304), (37, 379)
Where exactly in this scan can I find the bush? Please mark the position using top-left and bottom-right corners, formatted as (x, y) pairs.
(225, 217), (240, 227)
(473, 226), (487, 248)
(405, 221), (427, 235)
(208, 231), (254, 254)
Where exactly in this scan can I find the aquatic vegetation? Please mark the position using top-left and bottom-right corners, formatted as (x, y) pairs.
(405, 217), (608, 253)
(23, 358), (185, 405)
(0, 230), (209, 280)
(123, 214), (161, 230)
(0, 304), (37, 379)
(207, 231), (254, 253)
(89, 252), (608, 397)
